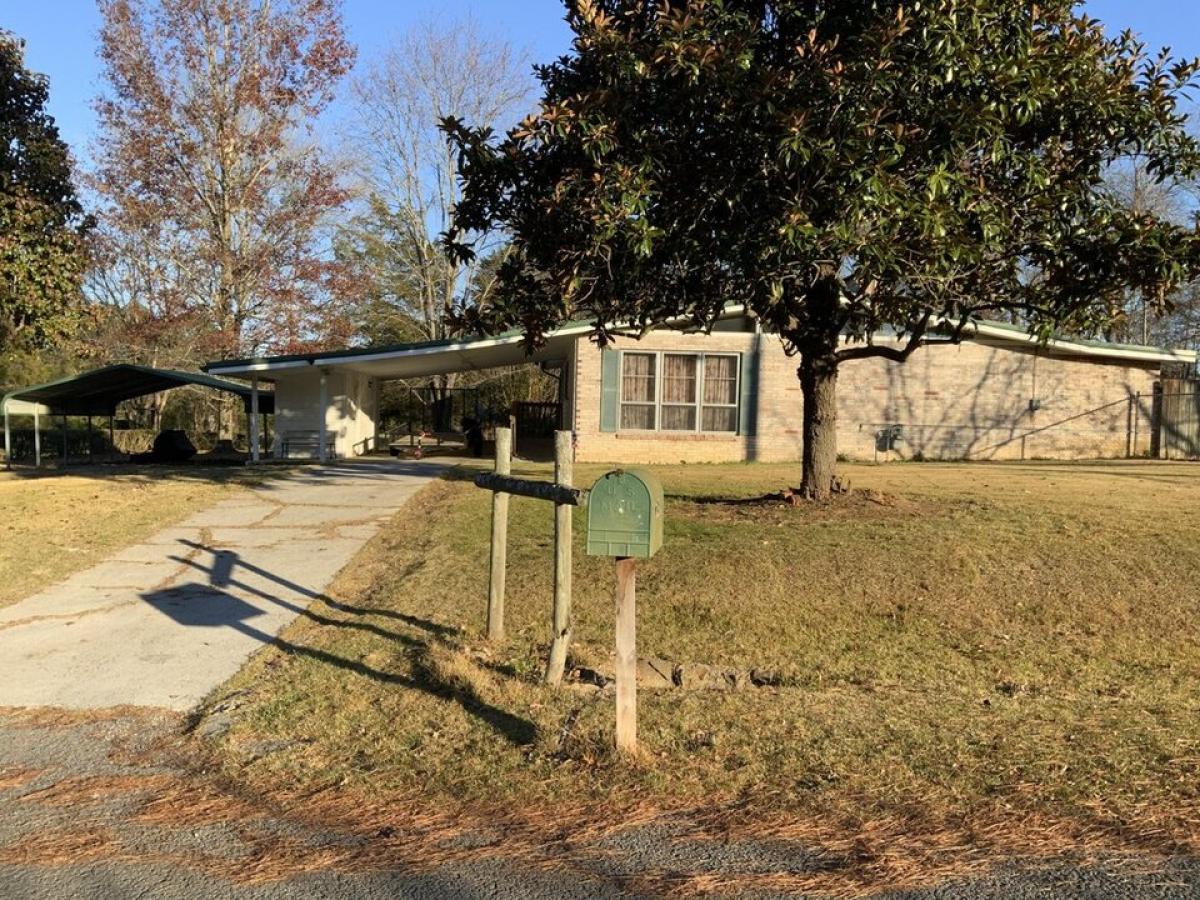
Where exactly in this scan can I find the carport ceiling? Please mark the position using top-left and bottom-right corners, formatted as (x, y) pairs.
(204, 330), (584, 380)
(2, 365), (275, 417)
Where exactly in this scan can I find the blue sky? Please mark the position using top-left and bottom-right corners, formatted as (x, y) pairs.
(3, 0), (1198, 166)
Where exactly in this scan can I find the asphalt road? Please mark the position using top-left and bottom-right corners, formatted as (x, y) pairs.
(0, 711), (1197, 900)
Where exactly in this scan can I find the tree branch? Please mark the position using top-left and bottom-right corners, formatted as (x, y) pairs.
(836, 313), (932, 363)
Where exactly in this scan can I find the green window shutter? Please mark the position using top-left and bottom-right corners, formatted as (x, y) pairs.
(738, 346), (758, 436)
(600, 348), (620, 432)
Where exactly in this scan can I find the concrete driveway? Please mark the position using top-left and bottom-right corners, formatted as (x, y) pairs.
(0, 460), (441, 710)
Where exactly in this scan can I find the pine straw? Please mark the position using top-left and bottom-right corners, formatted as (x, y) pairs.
(636, 800), (1196, 897)
(4, 743), (1199, 896)
(238, 790), (1200, 897)
(0, 706), (185, 729)
(0, 827), (119, 866)
(0, 767), (41, 792)
(16, 774), (175, 806)
(154, 790), (1200, 894)
(134, 780), (281, 829)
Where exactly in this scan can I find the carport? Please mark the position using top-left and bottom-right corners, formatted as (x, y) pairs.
(204, 328), (584, 461)
(2, 365), (276, 469)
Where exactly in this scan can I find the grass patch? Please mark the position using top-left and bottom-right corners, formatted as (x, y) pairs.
(0, 465), (278, 608)
(204, 459), (1200, 890)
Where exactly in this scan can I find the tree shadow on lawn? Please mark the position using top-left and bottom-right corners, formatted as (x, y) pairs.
(146, 542), (536, 747)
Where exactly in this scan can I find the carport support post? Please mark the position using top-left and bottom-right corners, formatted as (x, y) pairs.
(487, 426), (512, 642)
(544, 430), (574, 685)
(250, 377), (260, 464)
(318, 370), (329, 462)
(3, 408), (10, 470)
(33, 410), (41, 468)
(62, 415), (68, 467)
(614, 556), (637, 754)
(372, 378), (380, 453)
(86, 416), (94, 463)
(109, 415), (115, 463)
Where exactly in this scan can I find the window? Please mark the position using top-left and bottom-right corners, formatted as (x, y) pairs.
(661, 354), (697, 430)
(620, 352), (657, 430)
(702, 355), (739, 432)
(619, 351), (739, 433)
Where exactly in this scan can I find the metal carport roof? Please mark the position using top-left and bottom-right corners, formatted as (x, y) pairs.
(1, 365), (275, 417)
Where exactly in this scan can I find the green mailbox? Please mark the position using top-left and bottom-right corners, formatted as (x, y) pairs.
(586, 469), (664, 558)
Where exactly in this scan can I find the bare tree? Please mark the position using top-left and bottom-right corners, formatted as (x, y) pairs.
(91, 0), (357, 368)
(1104, 161), (1191, 344)
(343, 18), (531, 372)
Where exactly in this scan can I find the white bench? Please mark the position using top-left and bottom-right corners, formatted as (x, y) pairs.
(279, 430), (336, 459)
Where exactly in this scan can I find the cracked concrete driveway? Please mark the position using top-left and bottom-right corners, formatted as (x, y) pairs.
(0, 460), (442, 711)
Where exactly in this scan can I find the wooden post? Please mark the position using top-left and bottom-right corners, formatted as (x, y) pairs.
(487, 427), (512, 642)
(87, 416), (94, 463)
(3, 408), (10, 470)
(545, 430), (574, 685)
(614, 556), (638, 754)
(62, 414), (69, 466)
(109, 415), (116, 463)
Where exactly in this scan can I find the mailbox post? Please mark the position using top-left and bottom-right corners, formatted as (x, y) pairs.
(586, 469), (664, 754)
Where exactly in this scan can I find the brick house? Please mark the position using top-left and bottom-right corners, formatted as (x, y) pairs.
(204, 310), (1196, 463)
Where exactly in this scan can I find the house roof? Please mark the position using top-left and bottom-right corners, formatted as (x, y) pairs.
(2, 365), (275, 418)
(204, 321), (598, 381)
(202, 307), (1197, 380)
(962, 318), (1198, 365)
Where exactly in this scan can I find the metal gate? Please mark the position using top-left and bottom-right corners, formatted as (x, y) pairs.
(1156, 367), (1200, 459)
(512, 401), (562, 458)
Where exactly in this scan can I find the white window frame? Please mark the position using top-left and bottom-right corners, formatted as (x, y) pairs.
(618, 350), (740, 434)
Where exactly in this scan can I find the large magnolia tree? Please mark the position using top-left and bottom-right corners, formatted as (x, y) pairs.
(0, 30), (88, 354)
(445, 0), (1200, 499)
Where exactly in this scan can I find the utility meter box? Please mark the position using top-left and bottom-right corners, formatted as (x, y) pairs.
(586, 469), (664, 558)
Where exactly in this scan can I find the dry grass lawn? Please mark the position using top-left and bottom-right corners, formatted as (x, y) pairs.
(204, 459), (1200, 893)
(0, 466), (276, 608)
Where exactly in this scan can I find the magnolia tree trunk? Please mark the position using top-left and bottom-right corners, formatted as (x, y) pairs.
(798, 349), (840, 501)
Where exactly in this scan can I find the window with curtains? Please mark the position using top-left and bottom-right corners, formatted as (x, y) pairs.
(619, 351), (740, 432)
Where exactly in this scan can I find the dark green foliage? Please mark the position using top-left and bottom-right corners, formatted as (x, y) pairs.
(446, 1), (1200, 347)
(0, 30), (88, 352)
(0, 33), (79, 217)
(444, 2), (1200, 494)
